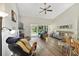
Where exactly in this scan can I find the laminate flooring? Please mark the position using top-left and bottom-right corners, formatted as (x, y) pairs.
(29, 36), (63, 56)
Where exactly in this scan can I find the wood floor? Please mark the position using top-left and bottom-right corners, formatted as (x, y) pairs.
(29, 36), (63, 56)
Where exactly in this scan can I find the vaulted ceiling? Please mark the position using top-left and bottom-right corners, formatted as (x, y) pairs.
(17, 3), (74, 19)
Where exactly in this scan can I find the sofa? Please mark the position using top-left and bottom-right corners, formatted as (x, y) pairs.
(51, 32), (64, 40)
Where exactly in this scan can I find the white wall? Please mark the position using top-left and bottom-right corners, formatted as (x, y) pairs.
(48, 24), (56, 35)
(77, 11), (79, 40)
(20, 16), (52, 37)
(51, 4), (79, 39)
(2, 3), (19, 56)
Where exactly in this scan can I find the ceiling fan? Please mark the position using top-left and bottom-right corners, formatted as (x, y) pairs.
(40, 3), (53, 14)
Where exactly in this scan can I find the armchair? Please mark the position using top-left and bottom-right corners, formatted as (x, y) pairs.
(6, 37), (37, 56)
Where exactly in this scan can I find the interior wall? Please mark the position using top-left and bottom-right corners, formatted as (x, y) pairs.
(77, 14), (79, 40)
(20, 16), (52, 37)
(0, 17), (2, 56)
(0, 3), (5, 56)
(2, 3), (19, 56)
(48, 24), (56, 35)
(51, 4), (79, 39)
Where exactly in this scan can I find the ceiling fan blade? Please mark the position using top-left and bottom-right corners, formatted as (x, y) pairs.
(40, 7), (44, 9)
(45, 10), (47, 14)
(47, 10), (52, 11)
(46, 5), (51, 9)
(40, 10), (44, 13)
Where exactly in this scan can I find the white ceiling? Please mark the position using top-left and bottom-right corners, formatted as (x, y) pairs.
(17, 3), (74, 19)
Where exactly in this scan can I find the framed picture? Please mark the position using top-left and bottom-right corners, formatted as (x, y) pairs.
(11, 10), (16, 22)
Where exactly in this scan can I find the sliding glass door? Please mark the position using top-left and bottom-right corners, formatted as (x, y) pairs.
(31, 24), (48, 37)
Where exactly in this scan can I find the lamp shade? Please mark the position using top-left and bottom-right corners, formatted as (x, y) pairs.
(0, 11), (8, 17)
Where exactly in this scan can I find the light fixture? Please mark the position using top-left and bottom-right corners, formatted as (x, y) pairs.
(40, 3), (53, 14)
(2, 27), (16, 34)
(0, 11), (8, 17)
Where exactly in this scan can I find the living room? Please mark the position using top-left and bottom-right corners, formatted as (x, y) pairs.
(0, 3), (79, 56)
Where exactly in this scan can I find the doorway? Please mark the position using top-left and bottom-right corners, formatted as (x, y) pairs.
(31, 24), (48, 37)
